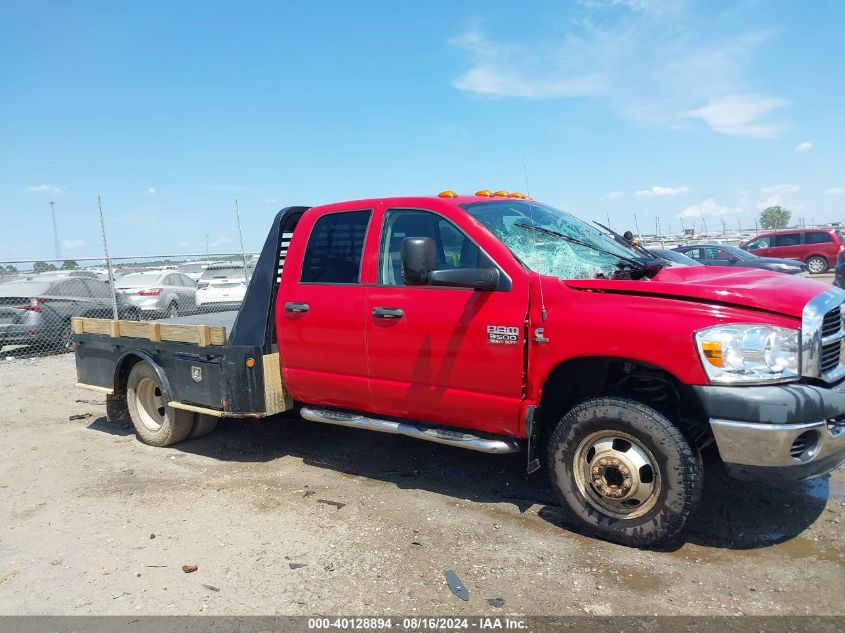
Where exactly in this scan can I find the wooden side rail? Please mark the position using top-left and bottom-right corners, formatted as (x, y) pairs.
(72, 317), (227, 347)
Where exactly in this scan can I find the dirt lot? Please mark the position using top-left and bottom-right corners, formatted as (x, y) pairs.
(0, 353), (843, 616)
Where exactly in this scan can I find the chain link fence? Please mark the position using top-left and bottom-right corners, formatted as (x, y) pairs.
(0, 252), (258, 359)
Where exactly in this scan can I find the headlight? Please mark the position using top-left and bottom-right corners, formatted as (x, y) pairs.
(695, 324), (800, 384)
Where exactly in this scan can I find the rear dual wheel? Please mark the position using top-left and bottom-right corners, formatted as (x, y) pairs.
(547, 397), (702, 547)
(126, 362), (217, 447)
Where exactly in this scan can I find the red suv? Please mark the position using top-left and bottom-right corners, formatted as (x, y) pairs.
(741, 228), (845, 274)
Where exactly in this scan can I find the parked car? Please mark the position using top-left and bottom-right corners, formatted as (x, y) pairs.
(115, 271), (198, 318)
(74, 193), (845, 548)
(740, 229), (845, 274)
(834, 252), (845, 289)
(176, 260), (225, 282)
(196, 263), (254, 307)
(34, 270), (101, 280)
(0, 278), (138, 351)
(673, 244), (807, 274)
(650, 248), (703, 266)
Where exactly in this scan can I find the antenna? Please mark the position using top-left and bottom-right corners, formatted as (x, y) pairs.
(522, 155), (547, 322)
(234, 200), (250, 281)
(97, 196), (119, 320)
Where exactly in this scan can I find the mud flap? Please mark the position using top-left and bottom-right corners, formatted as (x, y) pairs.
(525, 405), (541, 474)
(106, 393), (129, 422)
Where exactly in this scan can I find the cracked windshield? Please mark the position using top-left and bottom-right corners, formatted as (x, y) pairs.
(463, 200), (640, 279)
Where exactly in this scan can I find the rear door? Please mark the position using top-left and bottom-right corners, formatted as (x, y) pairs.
(277, 208), (373, 409)
(804, 231), (836, 265)
(364, 207), (528, 435)
(771, 232), (804, 261)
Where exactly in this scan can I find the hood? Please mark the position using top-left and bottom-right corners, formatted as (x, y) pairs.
(750, 257), (807, 268)
(563, 265), (830, 318)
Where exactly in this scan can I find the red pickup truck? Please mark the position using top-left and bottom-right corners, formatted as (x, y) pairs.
(73, 192), (845, 546)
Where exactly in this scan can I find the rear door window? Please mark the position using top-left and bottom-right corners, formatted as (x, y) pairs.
(683, 248), (702, 259)
(60, 279), (92, 298)
(83, 280), (110, 298)
(772, 233), (801, 247)
(805, 231), (833, 244)
(300, 210), (371, 284)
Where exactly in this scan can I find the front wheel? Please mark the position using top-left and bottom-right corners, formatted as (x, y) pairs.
(547, 397), (702, 547)
(806, 256), (828, 274)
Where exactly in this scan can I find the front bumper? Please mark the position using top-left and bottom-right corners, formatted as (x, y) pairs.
(693, 383), (845, 481)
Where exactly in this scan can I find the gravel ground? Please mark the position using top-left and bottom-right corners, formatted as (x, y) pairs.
(0, 353), (842, 616)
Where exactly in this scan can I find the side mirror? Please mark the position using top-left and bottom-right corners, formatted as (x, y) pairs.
(400, 236), (500, 291)
(401, 237), (436, 286)
(429, 267), (500, 291)
(727, 256), (740, 263)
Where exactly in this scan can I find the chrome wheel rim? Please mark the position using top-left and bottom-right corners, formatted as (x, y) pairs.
(808, 258), (825, 273)
(136, 377), (166, 431)
(573, 430), (661, 519)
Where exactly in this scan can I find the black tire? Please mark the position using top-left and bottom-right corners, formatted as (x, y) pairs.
(126, 362), (193, 447)
(55, 321), (74, 352)
(547, 397), (702, 547)
(806, 256), (828, 274)
(189, 412), (219, 439)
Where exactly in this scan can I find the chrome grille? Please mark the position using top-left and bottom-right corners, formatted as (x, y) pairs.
(820, 306), (844, 375)
(822, 307), (842, 338)
(802, 288), (845, 382)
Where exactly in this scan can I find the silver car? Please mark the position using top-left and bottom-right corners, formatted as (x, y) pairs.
(115, 271), (198, 318)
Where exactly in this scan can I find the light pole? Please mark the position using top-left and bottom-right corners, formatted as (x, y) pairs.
(50, 200), (61, 262)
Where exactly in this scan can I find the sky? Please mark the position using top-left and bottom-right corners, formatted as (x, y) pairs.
(0, 0), (843, 261)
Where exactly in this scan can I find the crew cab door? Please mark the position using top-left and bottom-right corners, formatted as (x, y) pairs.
(277, 208), (373, 410)
(365, 206), (528, 435)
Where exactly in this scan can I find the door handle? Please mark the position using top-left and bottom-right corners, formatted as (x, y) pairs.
(285, 302), (310, 313)
(372, 307), (404, 319)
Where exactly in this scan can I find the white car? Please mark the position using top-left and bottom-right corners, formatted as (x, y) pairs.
(176, 261), (225, 281)
(115, 271), (198, 318)
(195, 263), (254, 307)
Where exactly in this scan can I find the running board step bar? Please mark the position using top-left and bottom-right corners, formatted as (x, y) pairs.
(300, 407), (520, 454)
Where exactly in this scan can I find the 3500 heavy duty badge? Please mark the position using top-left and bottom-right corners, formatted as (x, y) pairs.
(487, 325), (519, 345)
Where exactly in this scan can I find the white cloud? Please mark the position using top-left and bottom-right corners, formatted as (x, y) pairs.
(758, 184), (799, 209)
(683, 94), (787, 139)
(264, 198), (279, 204)
(794, 141), (812, 152)
(147, 187), (157, 194)
(209, 235), (232, 248)
(634, 185), (689, 198)
(761, 184), (800, 195)
(678, 198), (734, 219)
(27, 184), (64, 194)
(825, 187), (844, 195)
(63, 239), (85, 250)
(599, 191), (624, 200)
(451, 30), (603, 99)
(451, 9), (781, 136)
(177, 240), (191, 248)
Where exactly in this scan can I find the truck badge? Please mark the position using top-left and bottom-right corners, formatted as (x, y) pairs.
(191, 366), (202, 383)
(487, 325), (519, 345)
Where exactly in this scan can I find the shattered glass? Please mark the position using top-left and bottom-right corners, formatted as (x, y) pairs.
(463, 201), (637, 279)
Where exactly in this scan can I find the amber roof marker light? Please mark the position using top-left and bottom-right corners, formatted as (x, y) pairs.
(493, 190), (509, 197)
(475, 189), (493, 197)
(438, 190), (458, 198)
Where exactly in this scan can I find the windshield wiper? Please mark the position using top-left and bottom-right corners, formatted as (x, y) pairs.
(513, 222), (647, 270)
(592, 220), (661, 260)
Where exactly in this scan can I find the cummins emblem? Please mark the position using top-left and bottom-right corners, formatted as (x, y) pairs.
(191, 366), (203, 383)
(487, 325), (519, 345)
